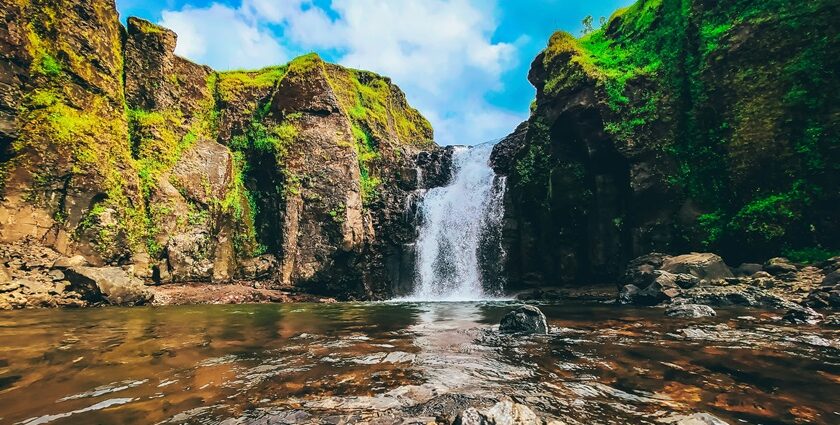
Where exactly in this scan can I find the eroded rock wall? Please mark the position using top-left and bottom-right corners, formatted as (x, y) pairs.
(0, 3), (439, 300)
(496, 0), (840, 288)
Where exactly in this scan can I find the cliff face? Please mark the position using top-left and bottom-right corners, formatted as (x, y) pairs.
(495, 0), (840, 287)
(0, 0), (435, 300)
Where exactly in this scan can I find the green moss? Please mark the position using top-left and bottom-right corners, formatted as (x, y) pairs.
(36, 52), (62, 77)
(133, 18), (166, 35)
(217, 65), (288, 102)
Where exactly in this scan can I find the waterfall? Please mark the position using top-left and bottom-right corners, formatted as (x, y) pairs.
(404, 142), (507, 301)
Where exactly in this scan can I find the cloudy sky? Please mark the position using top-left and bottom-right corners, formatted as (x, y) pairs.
(116, 0), (633, 145)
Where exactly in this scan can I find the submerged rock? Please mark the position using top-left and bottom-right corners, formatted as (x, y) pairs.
(665, 304), (717, 318)
(500, 305), (548, 334)
(455, 399), (541, 425)
(782, 305), (823, 325)
(660, 412), (729, 425)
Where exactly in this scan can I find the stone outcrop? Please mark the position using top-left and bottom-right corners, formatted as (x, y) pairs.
(493, 0), (840, 288)
(619, 252), (827, 309)
(0, 1), (440, 306)
(499, 305), (548, 334)
(63, 266), (153, 305)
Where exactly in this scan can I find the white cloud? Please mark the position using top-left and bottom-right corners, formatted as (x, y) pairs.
(159, 4), (287, 70)
(157, 0), (524, 144)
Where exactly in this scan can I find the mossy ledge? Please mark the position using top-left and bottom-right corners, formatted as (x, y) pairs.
(0, 2), (437, 299)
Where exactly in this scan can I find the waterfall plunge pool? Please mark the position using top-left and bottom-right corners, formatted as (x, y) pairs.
(1, 302), (838, 424)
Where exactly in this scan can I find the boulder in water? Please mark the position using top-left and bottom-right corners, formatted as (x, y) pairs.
(455, 399), (542, 425)
(782, 305), (823, 325)
(665, 304), (717, 318)
(661, 412), (729, 425)
(500, 305), (548, 334)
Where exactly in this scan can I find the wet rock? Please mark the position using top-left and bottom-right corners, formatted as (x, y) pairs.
(500, 305), (548, 334)
(618, 284), (640, 304)
(633, 272), (681, 305)
(675, 273), (701, 289)
(455, 399), (541, 425)
(64, 267), (153, 306)
(489, 121), (529, 175)
(403, 394), (495, 424)
(661, 412), (729, 425)
(782, 305), (823, 325)
(822, 270), (840, 286)
(764, 257), (798, 275)
(823, 314), (840, 327)
(803, 284), (840, 309)
(660, 253), (733, 281)
(665, 304), (717, 318)
(624, 253), (669, 288)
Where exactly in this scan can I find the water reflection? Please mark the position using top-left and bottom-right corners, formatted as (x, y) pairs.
(0, 303), (837, 424)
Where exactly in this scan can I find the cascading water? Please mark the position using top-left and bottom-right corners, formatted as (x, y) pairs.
(405, 142), (507, 301)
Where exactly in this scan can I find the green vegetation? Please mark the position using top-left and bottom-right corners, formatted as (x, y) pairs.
(217, 65), (288, 102)
(519, 0), (839, 261)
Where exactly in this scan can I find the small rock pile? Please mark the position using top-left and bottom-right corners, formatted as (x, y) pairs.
(619, 253), (827, 311)
(803, 256), (840, 310)
(0, 239), (153, 310)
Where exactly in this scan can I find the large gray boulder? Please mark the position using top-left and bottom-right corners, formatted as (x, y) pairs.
(661, 253), (733, 281)
(500, 305), (548, 334)
(64, 266), (153, 306)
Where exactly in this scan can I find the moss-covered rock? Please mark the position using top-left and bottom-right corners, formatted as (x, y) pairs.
(498, 0), (840, 287)
(0, 0), (143, 266)
(0, 4), (437, 299)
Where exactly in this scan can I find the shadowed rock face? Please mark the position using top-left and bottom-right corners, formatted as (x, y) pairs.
(0, 2), (439, 300)
(493, 0), (840, 289)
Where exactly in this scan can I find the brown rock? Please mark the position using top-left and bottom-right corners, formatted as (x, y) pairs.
(64, 266), (153, 306)
(661, 253), (733, 281)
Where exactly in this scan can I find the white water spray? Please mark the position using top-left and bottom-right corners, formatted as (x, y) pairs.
(404, 142), (507, 301)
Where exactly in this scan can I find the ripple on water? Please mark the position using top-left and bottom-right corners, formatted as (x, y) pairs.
(0, 302), (838, 424)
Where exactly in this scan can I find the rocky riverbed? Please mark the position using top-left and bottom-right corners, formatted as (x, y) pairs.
(0, 240), (334, 310)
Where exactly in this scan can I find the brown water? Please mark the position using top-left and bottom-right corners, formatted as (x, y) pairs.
(0, 302), (838, 424)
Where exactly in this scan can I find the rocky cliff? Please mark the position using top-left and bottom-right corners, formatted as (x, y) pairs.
(494, 0), (840, 287)
(0, 0), (436, 302)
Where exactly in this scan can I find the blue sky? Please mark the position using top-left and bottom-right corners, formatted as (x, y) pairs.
(116, 0), (634, 145)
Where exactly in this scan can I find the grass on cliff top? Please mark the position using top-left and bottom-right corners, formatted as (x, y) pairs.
(217, 65), (289, 102)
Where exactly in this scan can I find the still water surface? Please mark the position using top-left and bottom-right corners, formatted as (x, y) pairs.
(0, 302), (838, 424)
